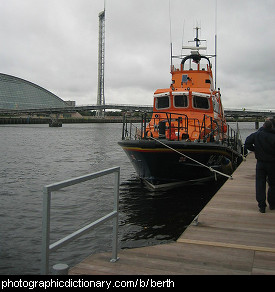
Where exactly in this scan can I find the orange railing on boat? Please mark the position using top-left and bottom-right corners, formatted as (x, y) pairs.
(121, 111), (243, 154)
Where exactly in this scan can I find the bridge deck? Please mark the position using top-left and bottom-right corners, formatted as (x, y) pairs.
(0, 104), (274, 117)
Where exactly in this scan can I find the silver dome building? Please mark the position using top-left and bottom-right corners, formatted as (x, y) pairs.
(0, 73), (69, 110)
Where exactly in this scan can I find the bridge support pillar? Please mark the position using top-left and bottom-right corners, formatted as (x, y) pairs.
(255, 120), (259, 129)
(49, 114), (62, 127)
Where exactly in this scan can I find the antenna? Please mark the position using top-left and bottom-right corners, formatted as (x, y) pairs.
(214, 0), (217, 89)
(215, 34), (217, 89)
(194, 26), (200, 47)
(182, 26), (207, 51)
(181, 20), (185, 56)
(169, 0), (173, 70)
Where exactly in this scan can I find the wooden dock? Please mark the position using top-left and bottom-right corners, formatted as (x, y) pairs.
(69, 153), (275, 275)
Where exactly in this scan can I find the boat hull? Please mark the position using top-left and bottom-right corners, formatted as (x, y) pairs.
(118, 139), (243, 189)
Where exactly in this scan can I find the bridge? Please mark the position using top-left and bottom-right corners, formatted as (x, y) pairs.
(0, 104), (275, 118)
(0, 104), (152, 115)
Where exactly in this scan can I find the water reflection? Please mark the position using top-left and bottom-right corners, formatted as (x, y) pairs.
(118, 176), (227, 249)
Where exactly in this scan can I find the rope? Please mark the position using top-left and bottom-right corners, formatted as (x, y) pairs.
(148, 136), (233, 180)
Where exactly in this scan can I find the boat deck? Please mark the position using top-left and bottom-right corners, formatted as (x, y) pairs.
(69, 153), (275, 275)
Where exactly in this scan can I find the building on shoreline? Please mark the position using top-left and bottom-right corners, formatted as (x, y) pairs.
(0, 73), (70, 110)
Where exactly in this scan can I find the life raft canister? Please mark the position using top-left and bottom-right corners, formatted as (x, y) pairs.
(222, 124), (227, 133)
(166, 126), (176, 140)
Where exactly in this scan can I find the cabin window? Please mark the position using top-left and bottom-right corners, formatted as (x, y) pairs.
(182, 75), (188, 84)
(156, 96), (170, 109)
(174, 95), (188, 108)
(212, 96), (220, 113)
(193, 95), (209, 109)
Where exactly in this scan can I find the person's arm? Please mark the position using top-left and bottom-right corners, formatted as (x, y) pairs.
(244, 133), (256, 152)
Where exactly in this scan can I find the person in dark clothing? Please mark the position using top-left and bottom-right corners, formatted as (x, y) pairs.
(258, 117), (275, 132)
(269, 117), (275, 129)
(245, 120), (275, 213)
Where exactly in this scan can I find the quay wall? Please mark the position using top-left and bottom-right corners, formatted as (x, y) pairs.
(0, 117), (124, 124)
(0, 116), (265, 125)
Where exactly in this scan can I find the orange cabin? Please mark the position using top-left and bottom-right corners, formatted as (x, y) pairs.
(145, 53), (227, 142)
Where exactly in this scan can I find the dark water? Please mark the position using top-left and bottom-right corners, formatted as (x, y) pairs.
(0, 122), (258, 274)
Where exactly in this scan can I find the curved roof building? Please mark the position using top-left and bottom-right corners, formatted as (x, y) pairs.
(0, 73), (69, 110)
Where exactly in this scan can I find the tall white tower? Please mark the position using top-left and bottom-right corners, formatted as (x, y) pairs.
(96, 10), (105, 117)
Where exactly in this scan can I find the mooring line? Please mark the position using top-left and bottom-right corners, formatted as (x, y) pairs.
(148, 136), (233, 180)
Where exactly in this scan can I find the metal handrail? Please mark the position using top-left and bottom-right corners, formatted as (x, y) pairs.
(122, 111), (242, 150)
(41, 166), (120, 275)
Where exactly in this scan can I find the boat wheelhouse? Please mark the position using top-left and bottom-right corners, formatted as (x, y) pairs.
(118, 27), (244, 190)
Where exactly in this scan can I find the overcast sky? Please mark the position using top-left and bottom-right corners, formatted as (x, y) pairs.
(0, 0), (274, 110)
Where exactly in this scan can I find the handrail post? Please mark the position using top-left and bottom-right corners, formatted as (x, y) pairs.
(41, 187), (51, 275)
(111, 168), (120, 262)
(122, 113), (126, 140)
(140, 114), (144, 139)
(143, 112), (147, 138)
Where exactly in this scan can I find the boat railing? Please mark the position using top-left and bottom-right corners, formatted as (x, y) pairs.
(200, 114), (242, 151)
(121, 111), (242, 152)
